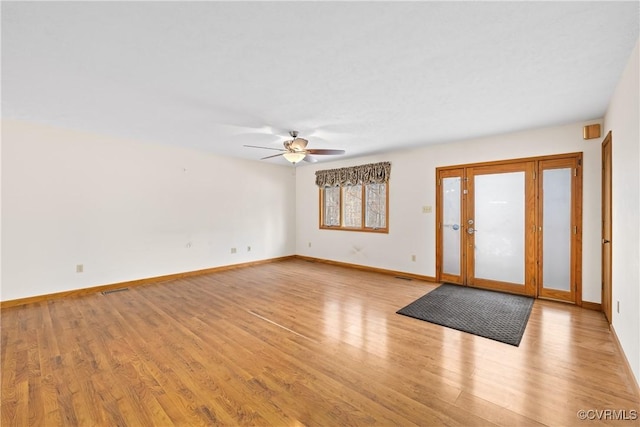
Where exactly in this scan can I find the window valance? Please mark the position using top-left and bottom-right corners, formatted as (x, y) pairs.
(315, 161), (391, 187)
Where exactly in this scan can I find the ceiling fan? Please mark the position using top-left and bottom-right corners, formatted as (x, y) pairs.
(244, 131), (345, 164)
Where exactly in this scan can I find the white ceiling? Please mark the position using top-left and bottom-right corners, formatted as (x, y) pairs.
(2, 1), (639, 165)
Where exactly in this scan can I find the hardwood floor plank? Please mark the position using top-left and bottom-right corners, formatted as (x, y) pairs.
(1, 259), (638, 426)
(1, 345), (18, 426)
(102, 294), (263, 426)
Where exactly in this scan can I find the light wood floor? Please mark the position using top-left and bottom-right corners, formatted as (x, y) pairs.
(2, 258), (638, 426)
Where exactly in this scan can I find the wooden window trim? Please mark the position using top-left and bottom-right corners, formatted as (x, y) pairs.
(319, 183), (389, 233)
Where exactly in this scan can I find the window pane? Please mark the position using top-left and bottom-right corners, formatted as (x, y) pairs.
(323, 187), (340, 226)
(342, 185), (362, 228)
(365, 183), (386, 228)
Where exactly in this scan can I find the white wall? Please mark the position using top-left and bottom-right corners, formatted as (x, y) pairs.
(296, 120), (603, 302)
(604, 39), (640, 383)
(1, 120), (296, 301)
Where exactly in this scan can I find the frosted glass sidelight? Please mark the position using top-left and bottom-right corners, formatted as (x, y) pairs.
(442, 177), (461, 275)
(474, 172), (525, 284)
(542, 168), (572, 291)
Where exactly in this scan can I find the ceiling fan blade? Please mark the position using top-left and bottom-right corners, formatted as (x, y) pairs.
(305, 149), (346, 155)
(244, 145), (286, 152)
(260, 153), (286, 160)
(303, 155), (318, 163)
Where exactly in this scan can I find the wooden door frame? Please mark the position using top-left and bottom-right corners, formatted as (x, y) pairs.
(436, 152), (583, 303)
(602, 132), (613, 323)
(465, 161), (537, 297)
(536, 156), (583, 304)
(435, 168), (466, 285)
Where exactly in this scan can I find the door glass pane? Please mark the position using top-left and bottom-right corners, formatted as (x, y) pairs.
(442, 177), (461, 275)
(474, 171), (525, 284)
(542, 168), (571, 290)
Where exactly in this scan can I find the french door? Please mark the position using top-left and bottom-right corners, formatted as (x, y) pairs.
(436, 153), (582, 303)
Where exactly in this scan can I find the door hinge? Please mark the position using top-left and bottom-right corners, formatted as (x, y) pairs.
(573, 168), (577, 176)
(573, 226), (577, 234)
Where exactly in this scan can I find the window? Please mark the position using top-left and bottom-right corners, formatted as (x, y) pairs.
(317, 162), (390, 233)
(365, 183), (386, 228)
(342, 184), (362, 228)
(323, 186), (340, 227)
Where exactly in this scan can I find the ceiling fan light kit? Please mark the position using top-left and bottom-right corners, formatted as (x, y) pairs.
(283, 151), (307, 164)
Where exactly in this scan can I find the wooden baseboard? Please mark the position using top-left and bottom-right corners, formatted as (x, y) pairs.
(0, 256), (295, 309)
(581, 301), (602, 311)
(610, 323), (640, 399)
(2, 255), (431, 309)
(294, 255), (436, 283)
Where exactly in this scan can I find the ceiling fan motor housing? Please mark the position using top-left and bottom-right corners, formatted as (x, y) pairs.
(288, 138), (308, 151)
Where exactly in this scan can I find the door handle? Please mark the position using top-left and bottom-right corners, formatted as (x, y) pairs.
(467, 227), (476, 235)
(602, 239), (610, 244)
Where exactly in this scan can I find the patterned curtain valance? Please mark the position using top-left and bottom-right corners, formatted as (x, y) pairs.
(315, 161), (391, 187)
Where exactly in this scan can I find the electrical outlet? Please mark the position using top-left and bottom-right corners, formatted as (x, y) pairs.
(617, 301), (620, 313)
(247, 246), (251, 252)
(411, 255), (416, 262)
(76, 264), (84, 273)
(308, 242), (312, 248)
(231, 248), (237, 254)
(422, 206), (432, 214)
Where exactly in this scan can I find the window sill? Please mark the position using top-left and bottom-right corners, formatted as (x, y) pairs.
(319, 226), (389, 234)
